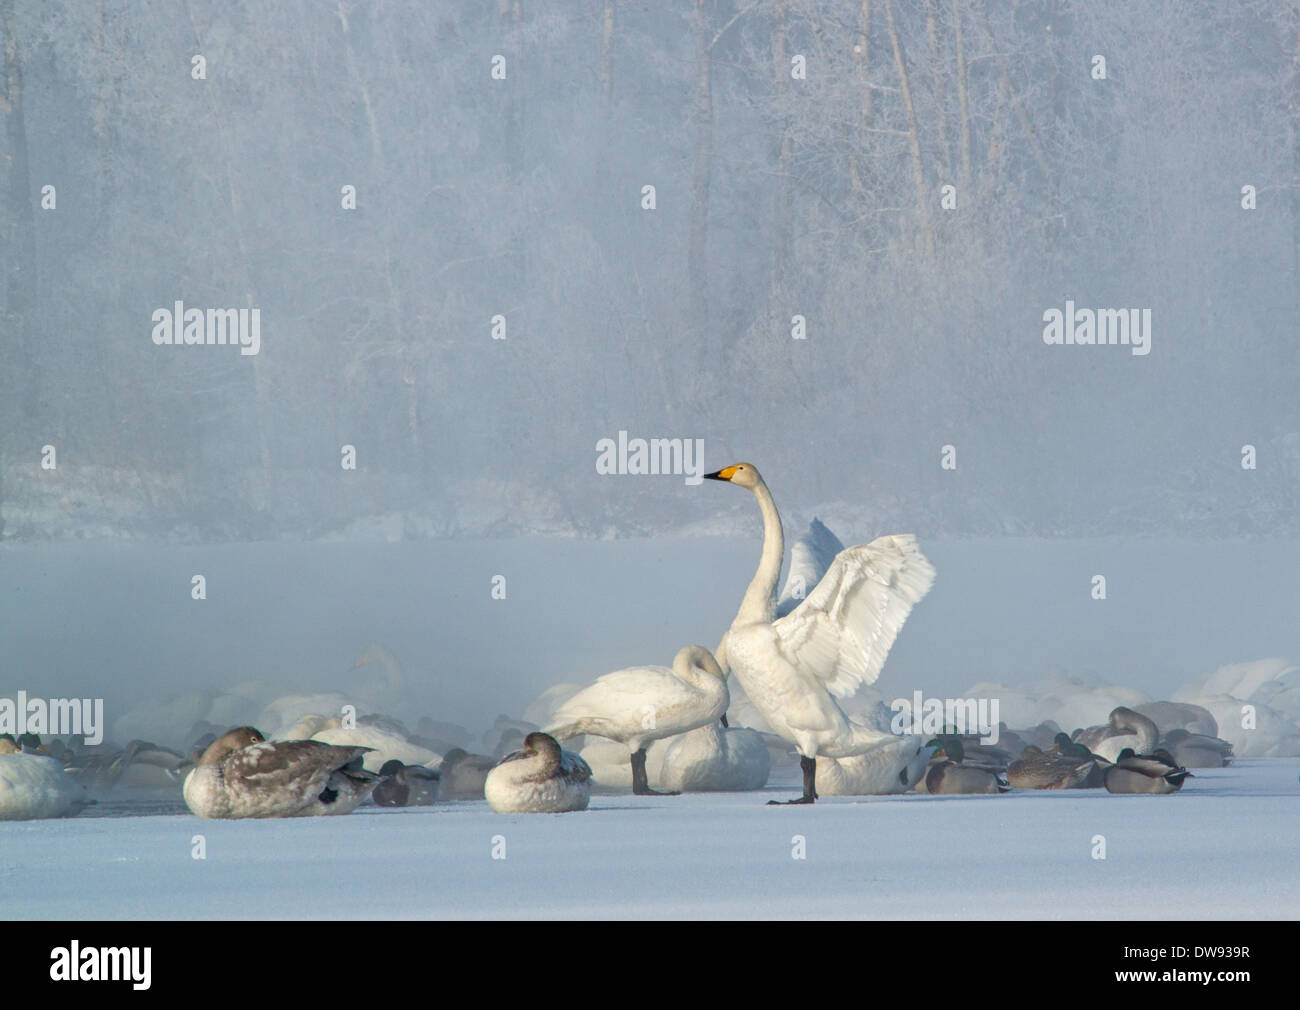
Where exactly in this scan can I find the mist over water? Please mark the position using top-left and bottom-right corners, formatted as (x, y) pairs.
(4, 536), (1298, 742)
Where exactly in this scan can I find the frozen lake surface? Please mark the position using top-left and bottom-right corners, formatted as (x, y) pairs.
(5, 759), (1296, 919)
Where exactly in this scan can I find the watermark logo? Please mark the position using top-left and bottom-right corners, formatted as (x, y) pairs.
(151, 301), (261, 355)
(595, 431), (705, 485)
(890, 691), (1000, 745)
(1042, 300), (1150, 356)
(0, 692), (104, 745)
(50, 942), (151, 990)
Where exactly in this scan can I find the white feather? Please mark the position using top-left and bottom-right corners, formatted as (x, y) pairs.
(768, 534), (936, 699)
(0, 753), (92, 820)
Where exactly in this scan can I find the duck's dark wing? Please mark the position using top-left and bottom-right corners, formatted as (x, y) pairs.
(560, 750), (593, 783)
(1116, 753), (1179, 777)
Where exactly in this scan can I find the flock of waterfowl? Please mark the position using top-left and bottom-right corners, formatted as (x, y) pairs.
(1, 462), (1289, 822)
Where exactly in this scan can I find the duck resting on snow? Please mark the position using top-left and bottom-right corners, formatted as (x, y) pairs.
(1007, 743), (1100, 790)
(372, 759), (441, 807)
(1104, 748), (1191, 794)
(924, 739), (1009, 794)
(437, 748), (497, 799)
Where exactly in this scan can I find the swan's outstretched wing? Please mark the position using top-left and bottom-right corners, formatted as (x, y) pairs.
(768, 534), (935, 698)
(776, 518), (846, 618)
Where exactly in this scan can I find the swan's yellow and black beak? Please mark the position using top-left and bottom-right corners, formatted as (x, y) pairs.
(704, 466), (739, 482)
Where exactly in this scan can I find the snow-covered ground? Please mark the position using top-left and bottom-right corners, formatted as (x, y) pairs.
(5, 759), (1296, 920)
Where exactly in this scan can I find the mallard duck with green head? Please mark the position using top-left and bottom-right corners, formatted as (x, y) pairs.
(924, 738), (1009, 794)
(1104, 748), (1192, 794)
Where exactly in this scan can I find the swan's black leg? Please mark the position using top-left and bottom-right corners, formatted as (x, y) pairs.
(720, 713), (729, 728)
(768, 755), (818, 805)
(631, 748), (678, 796)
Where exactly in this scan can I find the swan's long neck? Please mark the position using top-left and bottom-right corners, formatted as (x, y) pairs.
(1111, 708), (1158, 754)
(673, 647), (724, 689)
(1130, 714), (1158, 753)
(735, 478), (784, 628)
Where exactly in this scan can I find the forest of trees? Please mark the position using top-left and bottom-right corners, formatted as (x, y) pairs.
(2, 0), (1298, 541)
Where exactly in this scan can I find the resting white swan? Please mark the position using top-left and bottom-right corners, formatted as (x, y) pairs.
(579, 737), (671, 791)
(1132, 701), (1219, 738)
(1174, 694), (1300, 757)
(0, 740), (93, 820)
(705, 463), (935, 803)
(278, 714), (342, 741)
(311, 724), (440, 773)
(545, 645), (728, 795)
(658, 723), (771, 792)
(485, 732), (592, 813)
(257, 693), (359, 738)
(1074, 707), (1159, 763)
(183, 726), (379, 818)
(815, 734), (933, 796)
(805, 690), (933, 795)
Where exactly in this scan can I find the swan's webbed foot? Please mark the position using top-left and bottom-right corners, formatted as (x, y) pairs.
(767, 755), (818, 805)
(630, 748), (679, 796)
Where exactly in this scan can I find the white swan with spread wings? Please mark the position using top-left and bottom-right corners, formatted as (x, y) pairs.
(705, 463), (935, 803)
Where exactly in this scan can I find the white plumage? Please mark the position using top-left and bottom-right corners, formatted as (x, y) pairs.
(776, 517), (845, 618)
(0, 749), (93, 820)
(815, 735), (935, 795)
(757, 535), (936, 702)
(705, 463), (933, 800)
(485, 732), (592, 814)
(311, 724), (440, 773)
(579, 737), (670, 791)
(658, 723), (770, 792)
(545, 645), (728, 793)
(1074, 707), (1159, 763)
